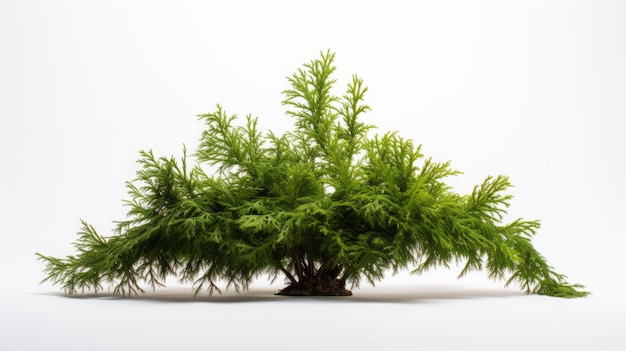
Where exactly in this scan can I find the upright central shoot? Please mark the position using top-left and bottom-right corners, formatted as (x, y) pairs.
(38, 51), (587, 298)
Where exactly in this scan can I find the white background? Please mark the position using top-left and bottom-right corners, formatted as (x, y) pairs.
(1, 1), (624, 349)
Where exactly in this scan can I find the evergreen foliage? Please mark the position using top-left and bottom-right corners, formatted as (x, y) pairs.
(37, 51), (588, 298)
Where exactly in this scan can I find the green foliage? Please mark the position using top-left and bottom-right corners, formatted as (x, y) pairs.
(37, 50), (588, 298)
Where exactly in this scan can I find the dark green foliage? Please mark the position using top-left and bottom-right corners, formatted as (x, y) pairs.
(37, 50), (588, 298)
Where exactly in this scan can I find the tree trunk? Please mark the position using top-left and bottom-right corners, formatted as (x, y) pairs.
(275, 267), (352, 296)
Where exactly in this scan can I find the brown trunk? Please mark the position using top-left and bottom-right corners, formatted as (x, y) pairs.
(275, 269), (352, 296)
